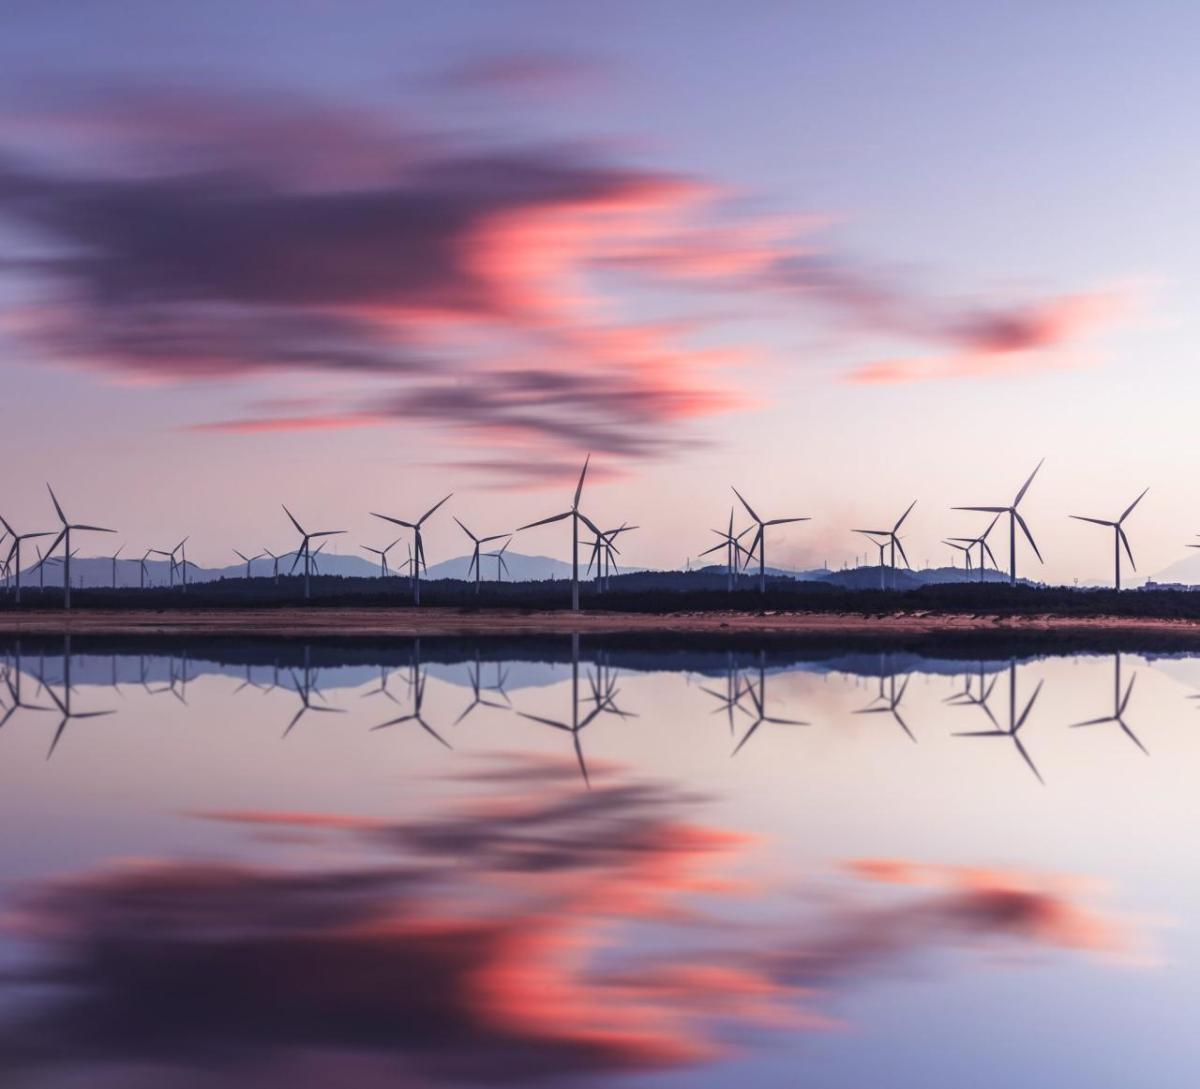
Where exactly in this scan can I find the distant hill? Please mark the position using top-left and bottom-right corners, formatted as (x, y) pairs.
(13, 550), (583, 588)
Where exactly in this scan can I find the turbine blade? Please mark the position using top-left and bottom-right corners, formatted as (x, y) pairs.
(1015, 679), (1044, 729)
(893, 535), (911, 568)
(893, 499), (917, 532)
(419, 493), (452, 525)
(952, 506), (1007, 513)
(453, 516), (477, 542)
(1118, 525), (1136, 570)
(1013, 511), (1043, 563)
(1119, 673), (1137, 716)
(1069, 515), (1114, 527)
(282, 505), (305, 534)
(731, 486), (761, 524)
(46, 484), (66, 524)
(573, 454), (590, 509)
(1013, 458), (1044, 506)
(1119, 487), (1149, 523)
(516, 508), (571, 530)
(765, 517), (809, 526)
(371, 512), (415, 528)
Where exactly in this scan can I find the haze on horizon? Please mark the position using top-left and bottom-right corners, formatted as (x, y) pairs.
(1, 1), (1196, 586)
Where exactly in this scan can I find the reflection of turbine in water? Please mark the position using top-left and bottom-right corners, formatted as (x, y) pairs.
(283, 663), (344, 738)
(41, 638), (114, 760)
(455, 654), (512, 724)
(516, 634), (630, 786)
(855, 672), (916, 742)
(731, 662), (808, 755)
(0, 642), (53, 729)
(955, 660), (1045, 783)
(234, 663), (265, 693)
(1071, 653), (1145, 754)
(372, 664), (450, 748)
(700, 653), (753, 734)
(361, 664), (405, 705)
(944, 662), (1000, 728)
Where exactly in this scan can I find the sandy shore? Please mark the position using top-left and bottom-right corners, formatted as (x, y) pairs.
(1, 608), (1200, 639)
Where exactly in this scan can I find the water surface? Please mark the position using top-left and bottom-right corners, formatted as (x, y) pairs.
(1, 634), (1196, 1087)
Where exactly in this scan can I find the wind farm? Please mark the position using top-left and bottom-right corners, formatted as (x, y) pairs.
(3, 457), (1200, 636)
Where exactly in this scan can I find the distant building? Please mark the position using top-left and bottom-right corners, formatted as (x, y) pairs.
(1137, 580), (1198, 592)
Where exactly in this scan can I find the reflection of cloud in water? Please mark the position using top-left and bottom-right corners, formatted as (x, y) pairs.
(0, 757), (1139, 1087)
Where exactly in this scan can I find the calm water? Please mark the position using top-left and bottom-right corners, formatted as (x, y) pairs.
(1, 634), (1198, 1087)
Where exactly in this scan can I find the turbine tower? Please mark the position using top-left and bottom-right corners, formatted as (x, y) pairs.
(0, 515), (53, 605)
(851, 501), (915, 590)
(109, 544), (125, 589)
(263, 547), (286, 585)
(732, 486), (809, 594)
(41, 485), (116, 609)
(282, 506), (345, 600)
(517, 456), (598, 611)
(1069, 488), (1148, 591)
(954, 460), (1044, 586)
(138, 548), (153, 589)
(371, 495), (452, 606)
(454, 518), (510, 594)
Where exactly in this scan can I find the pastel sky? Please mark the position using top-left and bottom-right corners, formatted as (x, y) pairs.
(2, 1), (1197, 582)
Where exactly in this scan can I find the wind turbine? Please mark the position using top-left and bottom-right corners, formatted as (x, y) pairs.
(853, 532), (889, 590)
(732, 487), (809, 594)
(263, 547), (287, 585)
(233, 549), (264, 581)
(954, 460), (1045, 586)
(851, 501), (915, 591)
(946, 513), (1001, 584)
(586, 523), (637, 592)
(943, 539), (973, 572)
(699, 509), (753, 591)
(1069, 488), (1148, 591)
(282, 506), (345, 600)
(362, 538), (402, 578)
(371, 495), (452, 606)
(454, 518), (509, 594)
(40, 485), (116, 608)
(0, 515), (53, 605)
(486, 538), (512, 582)
(517, 456), (597, 611)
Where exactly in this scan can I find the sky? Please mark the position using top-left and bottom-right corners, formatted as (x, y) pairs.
(1, 1), (1198, 583)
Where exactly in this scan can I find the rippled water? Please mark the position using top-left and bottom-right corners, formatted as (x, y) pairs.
(1, 633), (1198, 1087)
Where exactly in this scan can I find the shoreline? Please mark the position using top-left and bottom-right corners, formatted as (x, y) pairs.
(2, 608), (1200, 638)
